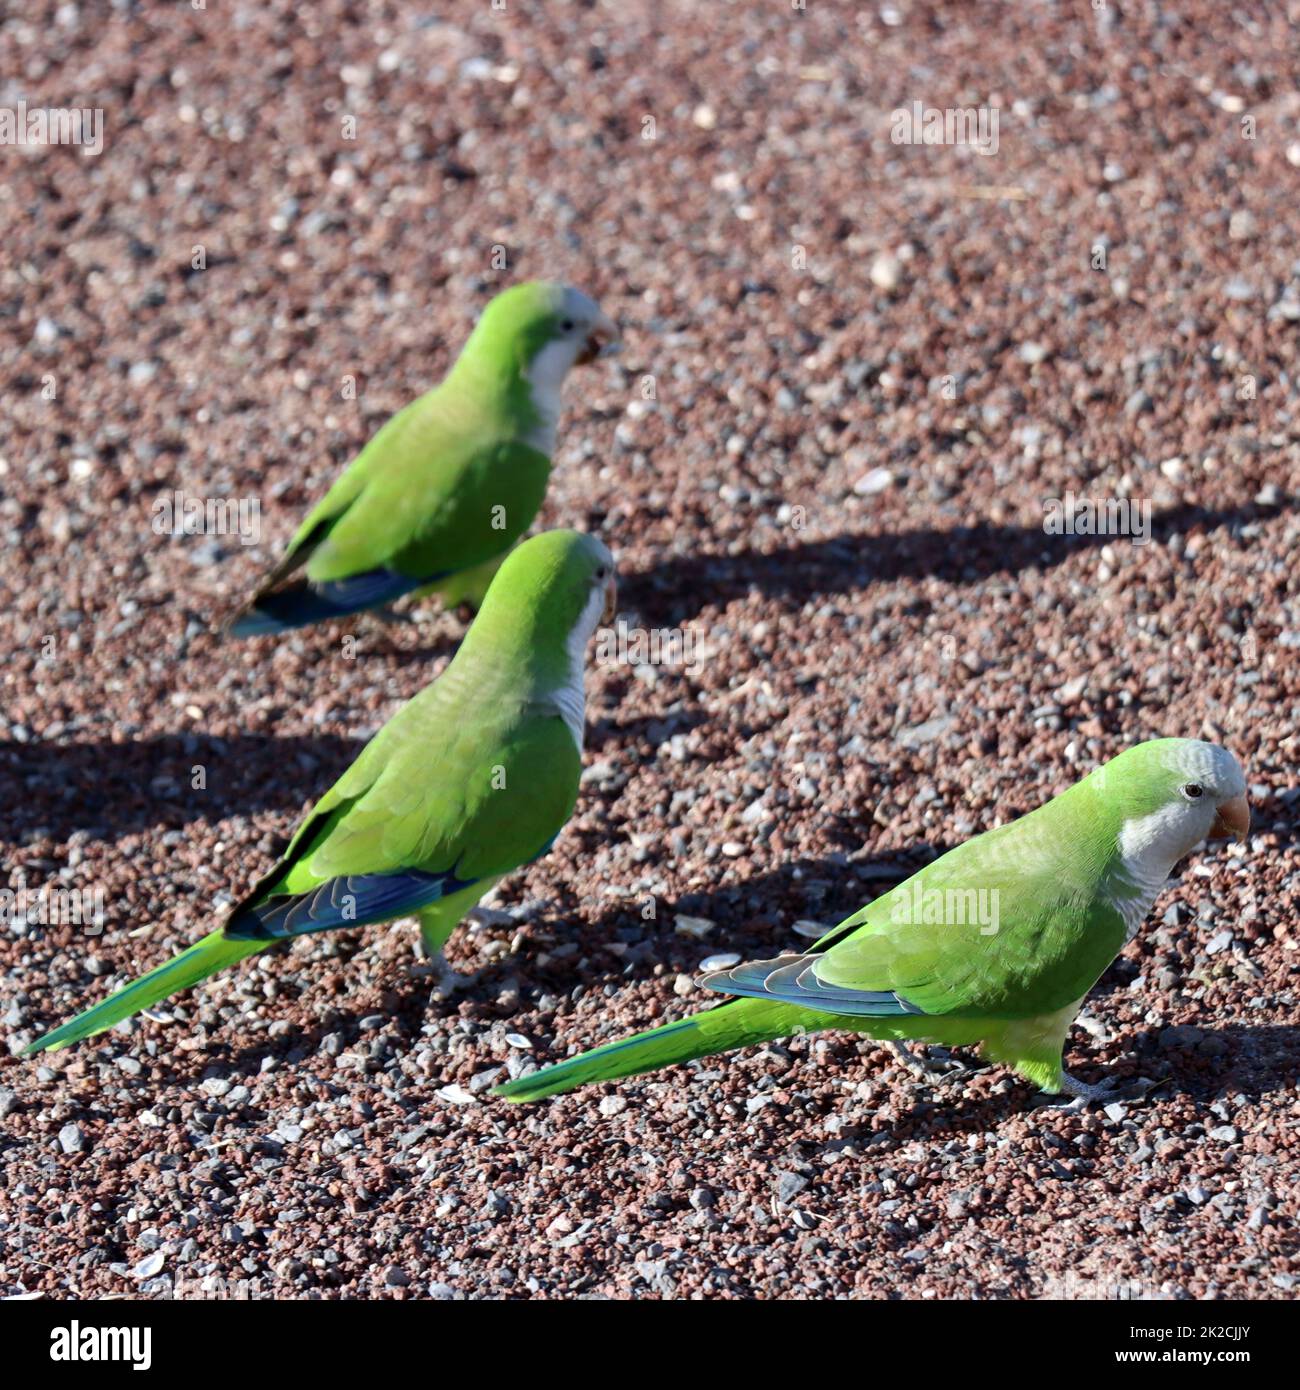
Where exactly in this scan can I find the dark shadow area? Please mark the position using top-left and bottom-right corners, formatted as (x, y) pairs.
(587, 706), (709, 752)
(0, 732), (364, 844)
(624, 501), (1289, 622)
(357, 623), (463, 670)
(596, 851), (921, 933)
(826, 1022), (1300, 1145)
(466, 854), (931, 1001)
(1129, 1022), (1300, 1104)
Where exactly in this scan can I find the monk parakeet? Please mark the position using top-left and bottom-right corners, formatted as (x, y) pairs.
(29, 530), (618, 1053)
(229, 283), (618, 635)
(495, 739), (1249, 1107)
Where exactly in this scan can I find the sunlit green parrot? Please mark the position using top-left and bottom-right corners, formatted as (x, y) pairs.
(30, 530), (618, 1052)
(496, 739), (1249, 1106)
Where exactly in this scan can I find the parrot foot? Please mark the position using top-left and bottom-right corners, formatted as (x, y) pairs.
(892, 1041), (968, 1082)
(1044, 1071), (1157, 1112)
(429, 960), (482, 1002)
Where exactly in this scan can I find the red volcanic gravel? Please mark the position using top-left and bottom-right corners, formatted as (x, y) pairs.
(1, 1), (1299, 1300)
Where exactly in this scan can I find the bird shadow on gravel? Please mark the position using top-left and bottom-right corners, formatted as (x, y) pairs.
(573, 854), (927, 990)
(0, 732), (363, 844)
(587, 706), (709, 751)
(625, 500), (1288, 622)
(1130, 1023), (1300, 1104)
(897, 1023), (1300, 1136)
(346, 622), (465, 671)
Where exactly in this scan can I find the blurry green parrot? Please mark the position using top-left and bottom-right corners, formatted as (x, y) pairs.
(230, 282), (618, 634)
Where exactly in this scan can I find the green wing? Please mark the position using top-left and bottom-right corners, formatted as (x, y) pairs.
(247, 687), (580, 908)
(264, 388), (552, 592)
(819, 822), (1125, 1016)
(712, 810), (1127, 1021)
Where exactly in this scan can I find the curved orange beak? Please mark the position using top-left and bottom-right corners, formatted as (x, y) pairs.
(1209, 793), (1250, 842)
(577, 311), (620, 365)
(601, 574), (618, 625)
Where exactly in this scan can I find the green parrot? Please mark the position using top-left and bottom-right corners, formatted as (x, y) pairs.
(29, 530), (618, 1053)
(229, 282), (618, 635)
(495, 739), (1249, 1107)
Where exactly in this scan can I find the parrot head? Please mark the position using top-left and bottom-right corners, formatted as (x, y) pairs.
(471, 528), (617, 661)
(1093, 738), (1249, 874)
(469, 281), (620, 384)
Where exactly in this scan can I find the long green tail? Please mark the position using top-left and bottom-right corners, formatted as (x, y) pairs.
(493, 997), (816, 1102)
(26, 930), (269, 1054)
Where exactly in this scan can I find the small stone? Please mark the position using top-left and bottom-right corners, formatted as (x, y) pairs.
(853, 466), (894, 496)
(869, 252), (901, 291)
(1228, 209), (1257, 241)
(688, 1187), (715, 1211)
(1159, 1025), (1204, 1048)
(132, 1250), (165, 1279)
(699, 952), (741, 972)
(384, 1266), (409, 1287)
(899, 715), (954, 748)
(1055, 674), (1088, 703)
(776, 1171), (809, 1203)
(674, 915), (715, 939)
(598, 1095), (628, 1118)
(58, 1123), (85, 1154)
(435, 1084), (476, 1106)
(1208, 1125), (1238, 1143)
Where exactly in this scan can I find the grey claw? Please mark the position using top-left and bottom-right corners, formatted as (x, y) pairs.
(1039, 1071), (1157, 1110)
(892, 1041), (969, 1082)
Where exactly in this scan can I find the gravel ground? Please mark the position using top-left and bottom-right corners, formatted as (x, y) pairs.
(1, 1), (1299, 1300)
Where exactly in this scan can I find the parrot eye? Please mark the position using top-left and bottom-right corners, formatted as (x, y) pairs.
(560, 318), (576, 332)
(595, 565), (609, 580)
(1181, 783), (1204, 799)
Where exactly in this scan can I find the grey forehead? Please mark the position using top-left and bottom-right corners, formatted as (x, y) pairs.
(1171, 741), (1245, 793)
(560, 286), (600, 318)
